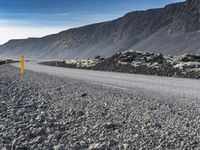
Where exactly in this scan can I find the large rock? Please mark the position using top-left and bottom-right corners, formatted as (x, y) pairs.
(179, 54), (200, 62)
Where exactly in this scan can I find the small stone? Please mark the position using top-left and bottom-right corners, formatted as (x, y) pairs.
(103, 122), (119, 130)
(123, 144), (129, 150)
(53, 144), (65, 150)
(155, 122), (162, 128)
(139, 147), (146, 150)
(108, 140), (118, 147)
(73, 141), (88, 149)
(76, 110), (85, 117)
(30, 144), (37, 149)
(34, 136), (44, 143)
(47, 134), (54, 142)
(88, 143), (105, 150)
(54, 131), (62, 140)
(12, 139), (17, 147)
(35, 112), (45, 123)
(15, 145), (29, 150)
(43, 144), (53, 149)
(81, 93), (87, 97)
(37, 127), (46, 135)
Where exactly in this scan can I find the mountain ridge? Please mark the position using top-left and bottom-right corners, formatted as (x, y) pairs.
(0, 0), (200, 59)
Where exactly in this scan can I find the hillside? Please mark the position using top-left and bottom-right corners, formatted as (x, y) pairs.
(0, 0), (200, 59)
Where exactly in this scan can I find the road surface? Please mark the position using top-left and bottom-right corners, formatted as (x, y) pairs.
(3, 62), (200, 149)
(12, 62), (200, 100)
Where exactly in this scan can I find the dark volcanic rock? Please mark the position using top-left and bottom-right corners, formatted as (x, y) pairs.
(81, 93), (88, 97)
(179, 54), (200, 62)
(85, 51), (200, 79)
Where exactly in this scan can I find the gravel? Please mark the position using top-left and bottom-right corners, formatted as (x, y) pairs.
(1, 65), (200, 149)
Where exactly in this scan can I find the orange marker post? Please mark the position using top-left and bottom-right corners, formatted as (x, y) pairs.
(20, 56), (25, 76)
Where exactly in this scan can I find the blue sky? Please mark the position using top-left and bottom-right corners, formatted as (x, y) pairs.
(0, 0), (184, 44)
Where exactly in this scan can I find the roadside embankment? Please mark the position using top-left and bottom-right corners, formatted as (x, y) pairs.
(1, 65), (200, 149)
(41, 51), (200, 79)
(0, 59), (18, 65)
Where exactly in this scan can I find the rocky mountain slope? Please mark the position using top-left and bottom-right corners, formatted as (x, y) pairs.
(0, 0), (200, 59)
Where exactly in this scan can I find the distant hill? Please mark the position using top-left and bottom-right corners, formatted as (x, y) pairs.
(0, 0), (200, 60)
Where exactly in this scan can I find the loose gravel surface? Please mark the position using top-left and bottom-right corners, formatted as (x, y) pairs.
(1, 65), (200, 150)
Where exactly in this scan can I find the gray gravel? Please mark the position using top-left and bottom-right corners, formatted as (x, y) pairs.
(1, 65), (200, 149)
(12, 62), (200, 100)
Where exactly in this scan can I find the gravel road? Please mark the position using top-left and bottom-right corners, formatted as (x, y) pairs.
(1, 64), (200, 149)
(12, 62), (200, 100)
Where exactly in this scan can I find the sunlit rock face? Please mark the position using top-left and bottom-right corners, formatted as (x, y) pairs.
(168, 0), (200, 33)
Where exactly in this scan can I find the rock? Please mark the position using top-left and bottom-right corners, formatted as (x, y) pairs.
(15, 145), (29, 150)
(35, 112), (45, 123)
(47, 134), (54, 142)
(12, 139), (17, 147)
(33, 136), (44, 144)
(16, 109), (26, 117)
(139, 147), (146, 150)
(72, 141), (88, 149)
(95, 55), (101, 59)
(30, 128), (37, 137)
(81, 93), (87, 97)
(108, 140), (118, 147)
(88, 143), (105, 150)
(180, 54), (200, 62)
(53, 144), (65, 150)
(43, 144), (53, 149)
(121, 55), (136, 62)
(37, 127), (46, 136)
(122, 143), (130, 150)
(154, 122), (162, 128)
(31, 127), (46, 137)
(103, 122), (120, 130)
(52, 131), (63, 141)
(76, 110), (85, 117)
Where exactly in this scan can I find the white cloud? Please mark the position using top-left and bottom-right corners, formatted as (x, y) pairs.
(0, 11), (120, 45)
(0, 18), (71, 44)
(0, 19), (8, 26)
(0, 27), (68, 45)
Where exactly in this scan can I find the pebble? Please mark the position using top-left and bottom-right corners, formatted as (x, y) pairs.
(81, 93), (87, 97)
(53, 144), (65, 150)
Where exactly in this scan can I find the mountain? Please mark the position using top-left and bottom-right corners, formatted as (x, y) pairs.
(0, 0), (200, 60)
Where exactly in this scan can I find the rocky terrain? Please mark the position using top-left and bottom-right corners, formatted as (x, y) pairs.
(90, 51), (200, 79)
(42, 59), (99, 69)
(1, 0), (200, 59)
(41, 51), (200, 79)
(0, 59), (17, 66)
(1, 64), (200, 149)
(0, 60), (5, 65)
